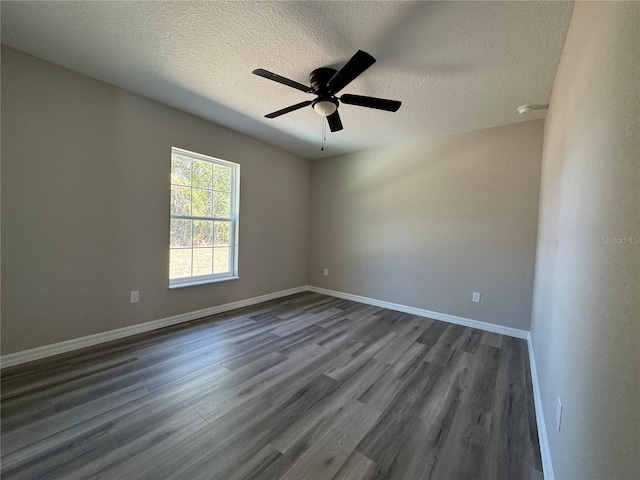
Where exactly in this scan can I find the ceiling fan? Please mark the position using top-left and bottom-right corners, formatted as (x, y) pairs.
(253, 50), (401, 132)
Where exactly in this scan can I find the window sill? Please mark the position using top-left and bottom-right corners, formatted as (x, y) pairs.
(169, 276), (239, 289)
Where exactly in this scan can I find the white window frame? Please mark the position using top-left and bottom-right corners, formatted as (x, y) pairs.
(169, 147), (240, 288)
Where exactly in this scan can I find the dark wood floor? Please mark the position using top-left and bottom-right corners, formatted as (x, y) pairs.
(1, 292), (542, 480)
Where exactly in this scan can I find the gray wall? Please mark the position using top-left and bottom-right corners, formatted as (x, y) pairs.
(1, 46), (311, 355)
(309, 120), (544, 330)
(530, 2), (639, 479)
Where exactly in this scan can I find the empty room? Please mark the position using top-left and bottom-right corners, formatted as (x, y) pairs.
(1, 1), (638, 479)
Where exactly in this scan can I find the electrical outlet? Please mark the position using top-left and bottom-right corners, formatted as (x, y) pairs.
(556, 397), (563, 431)
(130, 291), (139, 303)
(472, 292), (481, 303)
(323, 268), (329, 276)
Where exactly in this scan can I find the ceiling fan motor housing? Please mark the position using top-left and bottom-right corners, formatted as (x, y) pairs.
(310, 67), (338, 94)
(310, 68), (339, 116)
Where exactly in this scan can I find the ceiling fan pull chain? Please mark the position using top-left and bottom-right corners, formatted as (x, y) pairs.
(321, 117), (325, 151)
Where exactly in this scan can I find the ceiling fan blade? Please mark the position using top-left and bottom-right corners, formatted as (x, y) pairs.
(264, 100), (313, 119)
(327, 50), (376, 94)
(253, 69), (312, 94)
(327, 111), (343, 132)
(340, 94), (401, 112)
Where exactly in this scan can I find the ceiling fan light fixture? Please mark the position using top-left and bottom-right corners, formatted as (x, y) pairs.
(313, 99), (338, 117)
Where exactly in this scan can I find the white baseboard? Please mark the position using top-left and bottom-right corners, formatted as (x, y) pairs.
(0, 286), (308, 369)
(307, 286), (529, 339)
(527, 333), (554, 480)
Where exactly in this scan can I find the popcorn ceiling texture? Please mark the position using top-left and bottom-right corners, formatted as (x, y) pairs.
(1, 1), (572, 158)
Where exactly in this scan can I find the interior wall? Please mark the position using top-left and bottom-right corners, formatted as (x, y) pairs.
(309, 120), (544, 330)
(530, 2), (639, 479)
(1, 46), (311, 355)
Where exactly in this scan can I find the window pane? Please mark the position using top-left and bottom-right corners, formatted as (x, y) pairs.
(192, 188), (213, 217)
(193, 220), (213, 247)
(214, 247), (230, 274)
(193, 248), (213, 276)
(213, 164), (231, 192)
(171, 155), (191, 186)
(170, 249), (192, 279)
(213, 192), (231, 218)
(214, 221), (230, 246)
(192, 160), (213, 189)
(170, 219), (192, 248)
(171, 185), (191, 216)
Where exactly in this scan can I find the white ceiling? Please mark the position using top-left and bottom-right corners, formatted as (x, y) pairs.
(1, 1), (573, 159)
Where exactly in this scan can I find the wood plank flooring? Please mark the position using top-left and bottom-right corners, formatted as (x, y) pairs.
(1, 292), (543, 480)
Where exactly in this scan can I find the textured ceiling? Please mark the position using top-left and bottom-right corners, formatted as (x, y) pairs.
(1, 1), (573, 159)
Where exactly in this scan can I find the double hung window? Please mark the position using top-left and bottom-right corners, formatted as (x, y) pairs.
(169, 147), (239, 287)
